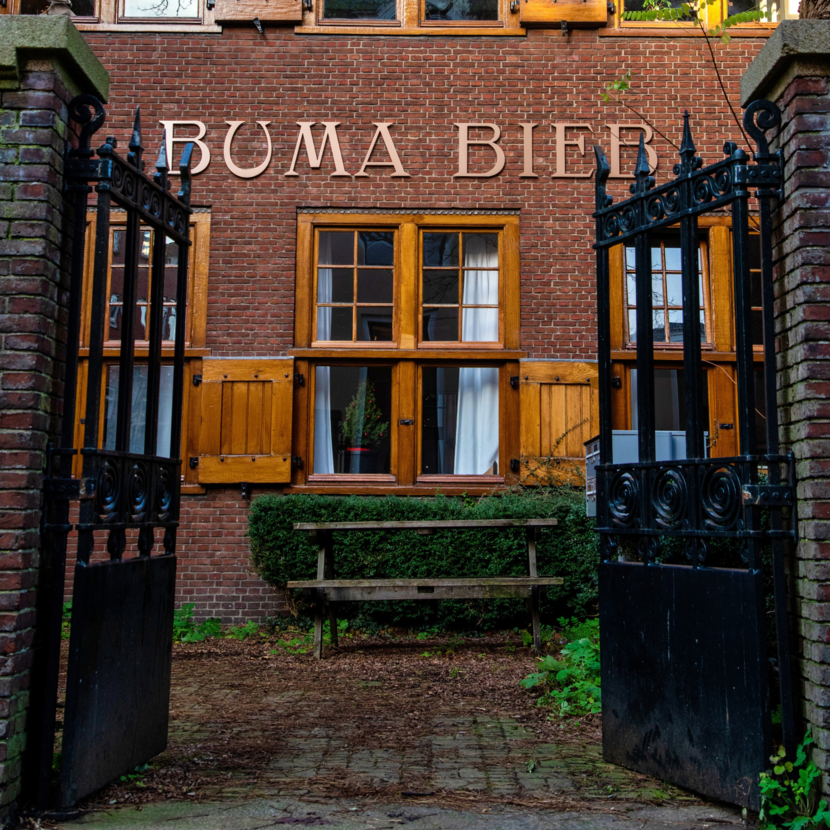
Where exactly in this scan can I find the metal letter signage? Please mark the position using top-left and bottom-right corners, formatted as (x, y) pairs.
(519, 122), (539, 179)
(354, 122), (410, 178)
(552, 122), (593, 178)
(606, 122), (657, 178)
(453, 123), (506, 178)
(285, 121), (351, 178)
(159, 120), (211, 176)
(223, 120), (273, 179)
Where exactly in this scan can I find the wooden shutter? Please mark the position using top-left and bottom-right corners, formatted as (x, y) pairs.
(212, 0), (302, 22)
(520, 0), (607, 25)
(198, 358), (294, 484)
(520, 362), (598, 485)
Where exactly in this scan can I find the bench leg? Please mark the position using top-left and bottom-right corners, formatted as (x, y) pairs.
(530, 585), (542, 653)
(313, 593), (324, 660)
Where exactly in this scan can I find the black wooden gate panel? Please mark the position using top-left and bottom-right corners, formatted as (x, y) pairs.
(600, 561), (769, 808)
(60, 556), (176, 805)
(31, 96), (196, 808)
(593, 101), (795, 808)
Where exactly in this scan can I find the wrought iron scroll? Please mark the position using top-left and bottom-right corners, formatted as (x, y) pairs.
(34, 97), (195, 807)
(593, 101), (796, 754)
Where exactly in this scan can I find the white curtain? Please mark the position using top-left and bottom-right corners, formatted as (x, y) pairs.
(314, 235), (335, 474)
(455, 234), (499, 475)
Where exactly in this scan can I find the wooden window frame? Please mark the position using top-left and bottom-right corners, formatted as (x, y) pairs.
(74, 211), (211, 488)
(7, 0), (221, 32)
(293, 211), (522, 493)
(297, 0), (523, 35)
(419, 228), (503, 349)
(621, 232), (713, 350)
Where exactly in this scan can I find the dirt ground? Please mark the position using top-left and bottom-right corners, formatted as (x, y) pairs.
(62, 629), (728, 822)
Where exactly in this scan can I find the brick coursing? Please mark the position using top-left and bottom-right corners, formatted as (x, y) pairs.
(0, 67), (75, 820)
(74, 28), (768, 626)
(772, 72), (830, 781)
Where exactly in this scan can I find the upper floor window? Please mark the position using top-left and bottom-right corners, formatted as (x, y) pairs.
(12, 0), (211, 27)
(623, 233), (711, 346)
(121, 0), (200, 18)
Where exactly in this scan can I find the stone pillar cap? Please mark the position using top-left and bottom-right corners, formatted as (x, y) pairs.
(0, 15), (109, 100)
(742, 19), (830, 106)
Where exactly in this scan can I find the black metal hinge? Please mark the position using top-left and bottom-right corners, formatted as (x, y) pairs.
(292, 456), (303, 468)
(192, 374), (202, 386)
(189, 457), (199, 469)
(43, 478), (81, 500)
(742, 485), (794, 507)
(510, 458), (521, 473)
(294, 373), (305, 386)
(510, 376), (520, 389)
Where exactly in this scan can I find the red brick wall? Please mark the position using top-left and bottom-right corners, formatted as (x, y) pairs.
(0, 62), (78, 820)
(76, 28), (767, 624)
(771, 68), (830, 779)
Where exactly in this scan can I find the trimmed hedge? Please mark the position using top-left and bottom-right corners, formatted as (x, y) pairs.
(248, 490), (599, 631)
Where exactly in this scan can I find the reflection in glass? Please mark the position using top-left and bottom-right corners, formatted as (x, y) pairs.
(123, 0), (199, 17)
(358, 232), (394, 265)
(423, 270), (459, 305)
(357, 307), (394, 341)
(313, 366), (392, 474)
(318, 231), (354, 265)
(630, 368), (709, 434)
(103, 365), (174, 456)
(728, 0), (799, 19)
(357, 269), (393, 303)
(323, 0), (396, 17)
(425, 0), (498, 19)
(422, 366), (499, 475)
(423, 308), (459, 341)
(423, 233), (459, 267)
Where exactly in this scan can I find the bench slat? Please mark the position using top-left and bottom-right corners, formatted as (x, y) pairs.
(293, 519), (559, 531)
(288, 576), (562, 603)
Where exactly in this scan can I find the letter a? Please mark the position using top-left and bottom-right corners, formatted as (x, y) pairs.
(354, 122), (410, 178)
(285, 121), (351, 178)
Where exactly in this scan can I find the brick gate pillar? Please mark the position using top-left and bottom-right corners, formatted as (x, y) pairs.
(0, 17), (107, 822)
(742, 20), (830, 784)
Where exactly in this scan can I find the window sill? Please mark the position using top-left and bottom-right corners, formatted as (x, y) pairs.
(74, 21), (222, 31)
(307, 474), (397, 483)
(611, 349), (763, 362)
(291, 348), (526, 360)
(79, 347), (212, 357)
(285, 482), (509, 495)
(417, 475), (504, 485)
(295, 24), (525, 34)
(600, 25), (772, 36)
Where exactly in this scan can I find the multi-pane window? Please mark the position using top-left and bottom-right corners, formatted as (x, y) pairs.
(314, 231), (395, 344)
(727, 0), (799, 20)
(108, 228), (180, 344)
(322, 0), (396, 18)
(624, 234), (710, 345)
(319, 0), (501, 22)
(421, 232), (499, 343)
(424, 0), (499, 21)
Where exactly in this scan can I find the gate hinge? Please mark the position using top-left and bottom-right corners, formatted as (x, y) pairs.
(189, 457), (199, 469)
(292, 456), (303, 469)
(43, 478), (81, 500)
(294, 373), (305, 387)
(510, 458), (521, 473)
(510, 376), (520, 389)
(192, 374), (202, 386)
(742, 485), (794, 507)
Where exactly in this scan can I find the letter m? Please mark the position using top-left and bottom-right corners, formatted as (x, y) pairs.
(285, 121), (351, 177)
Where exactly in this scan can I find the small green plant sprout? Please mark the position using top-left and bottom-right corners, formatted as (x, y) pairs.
(450, 666), (461, 679)
(526, 759), (537, 774)
(180, 616), (222, 643)
(758, 729), (830, 830)
(340, 381), (389, 449)
(120, 763), (149, 787)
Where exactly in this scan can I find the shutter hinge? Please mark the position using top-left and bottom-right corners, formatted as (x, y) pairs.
(510, 375), (520, 389)
(206, 0), (214, 8)
(509, 0), (519, 10)
(192, 374), (202, 386)
(611, 377), (622, 389)
(510, 459), (521, 473)
(241, 482), (251, 500)
(561, 19), (568, 34)
(292, 456), (303, 469)
(294, 372), (305, 386)
(189, 457), (199, 469)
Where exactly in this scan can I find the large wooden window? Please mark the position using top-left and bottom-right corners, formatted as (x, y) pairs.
(75, 212), (211, 487)
(9, 0), (220, 28)
(294, 211), (521, 492)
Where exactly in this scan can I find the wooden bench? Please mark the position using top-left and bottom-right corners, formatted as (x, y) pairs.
(287, 519), (562, 659)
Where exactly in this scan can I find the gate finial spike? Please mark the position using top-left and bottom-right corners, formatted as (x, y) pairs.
(630, 132), (655, 195)
(178, 141), (194, 207)
(678, 110), (700, 174)
(127, 106), (144, 170)
(154, 129), (169, 190)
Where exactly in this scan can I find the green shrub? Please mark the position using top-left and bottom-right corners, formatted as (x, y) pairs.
(247, 489), (599, 631)
(519, 617), (601, 717)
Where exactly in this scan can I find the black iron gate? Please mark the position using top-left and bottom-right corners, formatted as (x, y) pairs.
(32, 96), (195, 808)
(593, 101), (796, 808)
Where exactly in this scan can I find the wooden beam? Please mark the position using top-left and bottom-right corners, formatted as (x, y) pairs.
(293, 519), (559, 531)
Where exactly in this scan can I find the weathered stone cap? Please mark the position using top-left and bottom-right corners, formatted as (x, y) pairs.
(741, 19), (830, 105)
(0, 15), (108, 100)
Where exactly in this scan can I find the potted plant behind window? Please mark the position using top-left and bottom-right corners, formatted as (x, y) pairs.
(339, 381), (389, 474)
